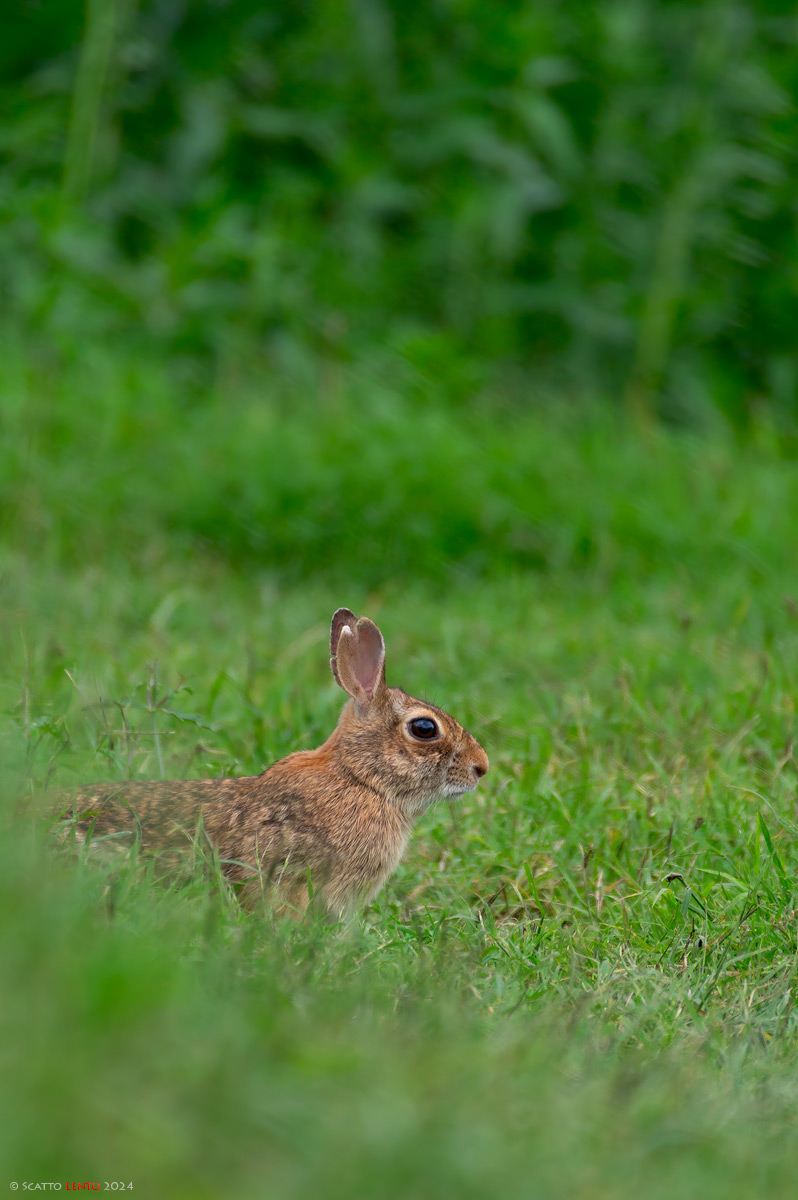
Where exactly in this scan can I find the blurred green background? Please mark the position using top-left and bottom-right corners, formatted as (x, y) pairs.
(3, 4), (798, 1197)
(3, 0), (798, 428)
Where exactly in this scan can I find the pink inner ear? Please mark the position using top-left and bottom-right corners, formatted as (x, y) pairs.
(355, 622), (384, 694)
(357, 657), (376, 689)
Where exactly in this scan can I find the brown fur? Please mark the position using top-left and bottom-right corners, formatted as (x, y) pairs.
(58, 609), (489, 917)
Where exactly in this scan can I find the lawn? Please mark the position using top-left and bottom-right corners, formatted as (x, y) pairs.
(2, 354), (798, 1197)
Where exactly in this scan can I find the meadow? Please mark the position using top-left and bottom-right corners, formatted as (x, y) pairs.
(3, 1), (798, 1193)
(2, 352), (798, 1197)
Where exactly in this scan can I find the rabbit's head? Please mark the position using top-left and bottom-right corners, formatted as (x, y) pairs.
(329, 608), (489, 816)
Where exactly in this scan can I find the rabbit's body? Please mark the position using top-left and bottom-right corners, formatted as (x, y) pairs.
(61, 610), (489, 916)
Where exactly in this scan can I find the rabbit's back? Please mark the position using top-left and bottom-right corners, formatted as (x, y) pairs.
(61, 757), (411, 913)
(64, 777), (239, 847)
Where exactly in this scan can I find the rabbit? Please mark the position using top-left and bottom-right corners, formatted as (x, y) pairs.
(59, 608), (489, 917)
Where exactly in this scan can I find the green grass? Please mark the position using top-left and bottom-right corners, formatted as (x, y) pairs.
(2, 353), (798, 1197)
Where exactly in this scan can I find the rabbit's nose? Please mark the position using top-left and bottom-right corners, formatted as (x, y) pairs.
(471, 747), (489, 780)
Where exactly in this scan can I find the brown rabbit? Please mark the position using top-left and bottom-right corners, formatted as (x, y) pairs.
(60, 609), (489, 916)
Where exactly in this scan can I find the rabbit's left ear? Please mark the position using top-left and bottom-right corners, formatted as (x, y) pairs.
(333, 615), (386, 707)
(330, 608), (358, 688)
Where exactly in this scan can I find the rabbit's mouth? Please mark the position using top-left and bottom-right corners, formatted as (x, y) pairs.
(441, 782), (477, 799)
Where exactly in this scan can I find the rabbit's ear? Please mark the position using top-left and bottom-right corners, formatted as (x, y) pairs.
(330, 608), (358, 688)
(334, 616), (386, 706)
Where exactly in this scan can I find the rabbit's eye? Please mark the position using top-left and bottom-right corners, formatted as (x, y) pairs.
(408, 717), (438, 740)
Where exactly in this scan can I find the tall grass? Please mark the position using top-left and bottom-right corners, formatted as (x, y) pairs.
(3, 344), (797, 588)
(2, 352), (798, 1194)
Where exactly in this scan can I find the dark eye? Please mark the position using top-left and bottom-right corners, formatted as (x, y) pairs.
(408, 717), (438, 740)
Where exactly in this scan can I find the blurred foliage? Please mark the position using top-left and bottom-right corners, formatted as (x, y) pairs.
(3, 344), (797, 583)
(2, 0), (798, 425)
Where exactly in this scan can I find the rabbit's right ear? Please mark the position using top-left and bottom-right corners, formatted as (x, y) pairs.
(331, 611), (386, 708)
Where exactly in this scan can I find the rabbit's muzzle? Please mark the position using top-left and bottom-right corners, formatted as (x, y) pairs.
(443, 737), (490, 796)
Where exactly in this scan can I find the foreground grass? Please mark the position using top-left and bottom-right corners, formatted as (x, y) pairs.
(2, 358), (798, 1196)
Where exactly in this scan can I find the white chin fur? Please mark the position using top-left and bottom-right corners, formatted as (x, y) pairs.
(405, 783), (472, 816)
